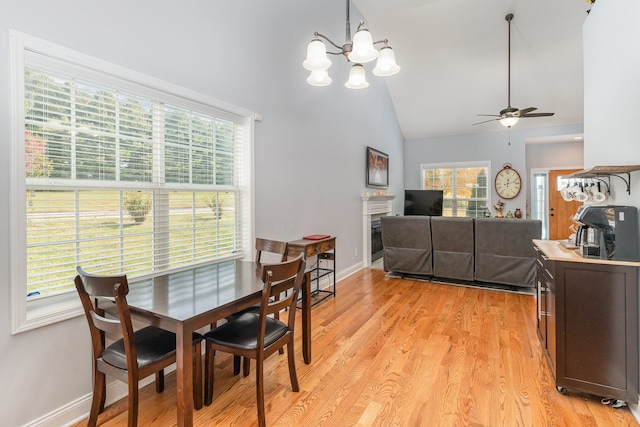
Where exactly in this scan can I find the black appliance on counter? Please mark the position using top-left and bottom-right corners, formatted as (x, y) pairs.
(574, 205), (640, 261)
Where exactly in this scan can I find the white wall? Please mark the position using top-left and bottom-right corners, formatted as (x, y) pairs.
(526, 141), (584, 171)
(0, 1), (404, 425)
(404, 123), (583, 217)
(583, 0), (640, 418)
(583, 0), (640, 207)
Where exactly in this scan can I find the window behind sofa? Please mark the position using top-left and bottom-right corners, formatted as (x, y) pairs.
(421, 162), (489, 217)
(10, 31), (253, 333)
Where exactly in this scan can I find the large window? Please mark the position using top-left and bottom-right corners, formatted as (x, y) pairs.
(10, 31), (253, 333)
(421, 162), (490, 217)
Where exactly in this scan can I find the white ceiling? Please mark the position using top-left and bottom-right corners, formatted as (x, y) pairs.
(352, 0), (591, 140)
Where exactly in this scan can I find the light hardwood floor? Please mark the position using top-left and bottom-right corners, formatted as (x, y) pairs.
(73, 268), (639, 426)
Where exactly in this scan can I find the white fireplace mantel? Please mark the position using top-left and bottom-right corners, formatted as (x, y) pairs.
(362, 195), (395, 267)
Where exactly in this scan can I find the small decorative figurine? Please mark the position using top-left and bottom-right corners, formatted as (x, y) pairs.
(493, 200), (505, 218)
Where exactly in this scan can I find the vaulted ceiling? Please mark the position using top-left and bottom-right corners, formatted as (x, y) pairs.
(352, 0), (590, 140)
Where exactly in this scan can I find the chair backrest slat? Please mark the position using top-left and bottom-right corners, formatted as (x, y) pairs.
(255, 238), (288, 263)
(90, 310), (122, 335)
(259, 255), (305, 333)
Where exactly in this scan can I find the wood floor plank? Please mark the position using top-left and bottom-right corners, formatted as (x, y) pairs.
(71, 268), (640, 426)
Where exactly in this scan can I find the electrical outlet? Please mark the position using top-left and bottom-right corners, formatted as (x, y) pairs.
(354, 248), (358, 257)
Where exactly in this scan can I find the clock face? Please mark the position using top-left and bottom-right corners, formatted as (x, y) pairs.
(495, 167), (521, 199)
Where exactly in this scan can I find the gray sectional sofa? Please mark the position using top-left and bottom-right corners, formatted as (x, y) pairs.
(381, 215), (542, 289)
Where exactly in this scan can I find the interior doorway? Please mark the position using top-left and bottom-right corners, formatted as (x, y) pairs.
(531, 169), (582, 240)
(548, 169), (583, 240)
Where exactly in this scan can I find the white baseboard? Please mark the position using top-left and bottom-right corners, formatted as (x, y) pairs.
(24, 370), (166, 427)
(313, 260), (363, 292)
(630, 399), (640, 424)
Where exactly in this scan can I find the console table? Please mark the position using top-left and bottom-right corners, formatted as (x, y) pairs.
(287, 236), (336, 306)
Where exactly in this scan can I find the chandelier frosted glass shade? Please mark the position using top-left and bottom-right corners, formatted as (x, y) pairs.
(307, 69), (332, 87)
(303, 0), (399, 89)
(303, 39), (332, 71)
(499, 116), (520, 127)
(344, 64), (369, 89)
(348, 28), (378, 63)
(372, 46), (400, 76)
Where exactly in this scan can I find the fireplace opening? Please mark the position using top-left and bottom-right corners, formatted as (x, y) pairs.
(371, 219), (383, 262)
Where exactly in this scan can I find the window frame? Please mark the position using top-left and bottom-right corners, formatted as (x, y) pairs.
(10, 30), (255, 334)
(420, 161), (491, 217)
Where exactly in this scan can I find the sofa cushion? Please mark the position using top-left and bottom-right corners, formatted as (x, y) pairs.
(381, 216), (433, 275)
(431, 217), (474, 281)
(474, 218), (541, 287)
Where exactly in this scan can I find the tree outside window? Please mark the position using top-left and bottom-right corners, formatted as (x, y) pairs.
(422, 163), (489, 218)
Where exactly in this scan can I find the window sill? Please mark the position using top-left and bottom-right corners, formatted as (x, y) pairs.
(13, 292), (82, 334)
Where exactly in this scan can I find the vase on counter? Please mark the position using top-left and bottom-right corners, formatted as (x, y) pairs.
(514, 208), (522, 219)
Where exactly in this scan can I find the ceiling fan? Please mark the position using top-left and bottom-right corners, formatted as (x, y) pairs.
(473, 13), (555, 128)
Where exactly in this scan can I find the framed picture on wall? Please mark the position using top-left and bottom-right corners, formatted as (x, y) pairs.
(366, 146), (389, 188)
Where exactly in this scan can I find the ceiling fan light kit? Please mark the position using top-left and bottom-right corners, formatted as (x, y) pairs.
(303, 0), (400, 89)
(499, 116), (519, 127)
(474, 13), (555, 128)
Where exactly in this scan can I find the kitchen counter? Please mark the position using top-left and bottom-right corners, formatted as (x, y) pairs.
(533, 239), (640, 267)
(534, 238), (639, 403)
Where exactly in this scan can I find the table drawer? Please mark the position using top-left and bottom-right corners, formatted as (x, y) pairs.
(288, 238), (335, 259)
(312, 240), (334, 255)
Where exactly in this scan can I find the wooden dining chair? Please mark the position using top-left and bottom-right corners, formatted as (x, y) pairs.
(75, 267), (203, 427)
(203, 255), (306, 427)
(229, 238), (289, 376)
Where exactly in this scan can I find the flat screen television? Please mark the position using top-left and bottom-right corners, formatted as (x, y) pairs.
(404, 190), (444, 216)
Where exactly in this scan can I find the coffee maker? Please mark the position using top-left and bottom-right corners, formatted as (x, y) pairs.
(574, 205), (640, 261)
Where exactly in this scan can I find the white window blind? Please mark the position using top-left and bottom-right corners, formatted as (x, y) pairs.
(11, 31), (253, 332)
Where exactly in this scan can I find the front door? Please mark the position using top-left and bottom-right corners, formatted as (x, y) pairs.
(548, 169), (582, 240)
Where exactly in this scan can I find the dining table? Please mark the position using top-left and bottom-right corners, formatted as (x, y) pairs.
(116, 258), (312, 427)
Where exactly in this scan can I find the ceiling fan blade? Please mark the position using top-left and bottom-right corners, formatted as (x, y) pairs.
(472, 117), (500, 126)
(518, 107), (537, 115)
(473, 14), (556, 128)
(522, 112), (555, 118)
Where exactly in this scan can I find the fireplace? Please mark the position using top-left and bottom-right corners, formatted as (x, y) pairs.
(371, 219), (383, 262)
(362, 194), (395, 267)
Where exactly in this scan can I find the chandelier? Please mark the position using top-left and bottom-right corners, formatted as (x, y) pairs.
(303, 0), (400, 89)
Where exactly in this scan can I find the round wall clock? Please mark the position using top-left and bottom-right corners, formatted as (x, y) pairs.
(495, 163), (521, 199)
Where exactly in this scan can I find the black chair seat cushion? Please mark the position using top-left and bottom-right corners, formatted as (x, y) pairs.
(102, 326), (202, 370)
(204, 313), (287, 350)
(226, 296), (278, 320)
(226, 303), (260, 320)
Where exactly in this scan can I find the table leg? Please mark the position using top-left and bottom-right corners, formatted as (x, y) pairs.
(302, 271), (311, 364)
(176, 325), (194, 427)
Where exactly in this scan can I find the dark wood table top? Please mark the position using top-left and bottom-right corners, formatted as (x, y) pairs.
(125, 259), (265, 328)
